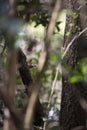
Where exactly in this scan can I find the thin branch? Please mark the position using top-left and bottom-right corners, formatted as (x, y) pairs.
(7, 50), (17, 103)
(48, 64), (62, 109)
(4, 50), (17, 130)
(46, 0), (61, 37)
(24, 0), (61, 129)
(62, 27), (87, 59)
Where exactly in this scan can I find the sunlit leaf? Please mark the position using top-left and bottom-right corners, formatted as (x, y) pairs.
(72, 12), (78, 19)
(70, 75), (83, 83)
(81, 66), (87, 74)
(66, 31), (71, 36)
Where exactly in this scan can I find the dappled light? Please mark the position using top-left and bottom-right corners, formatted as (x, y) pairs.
(0, 0), (87, 130)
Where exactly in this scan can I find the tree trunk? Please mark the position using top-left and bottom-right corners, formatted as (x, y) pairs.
(60, 0), (87, 129)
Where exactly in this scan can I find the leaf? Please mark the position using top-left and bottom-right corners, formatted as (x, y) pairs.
(81, 66), (87, 74)
(72, 12), (78, 19)
(66, 31), (71, 36)
(69, 75), (83, 83)
(16, 96), (23, 108)
(56, 21), (61, 32)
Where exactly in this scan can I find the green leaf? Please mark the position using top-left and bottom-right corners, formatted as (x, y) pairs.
(72, 12), (78, 19)
(16, 96), (23, 108)
(66, 31), (71, 36)
(70, 75), (83, 83)
(50, 53), (60, 62)
(69, 23), (75, 27)
(81, 66), (87, 74)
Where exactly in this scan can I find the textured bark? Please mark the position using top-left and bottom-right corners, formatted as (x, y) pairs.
(60, 0), (87, 130)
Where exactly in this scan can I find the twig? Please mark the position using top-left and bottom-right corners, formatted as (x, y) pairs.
(62, 27), (87, 59)
(48, 64), (62, 109)
(24, 0), (61, 129)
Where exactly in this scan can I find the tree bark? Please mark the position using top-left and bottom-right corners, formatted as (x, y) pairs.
(60, 0), (87, 130)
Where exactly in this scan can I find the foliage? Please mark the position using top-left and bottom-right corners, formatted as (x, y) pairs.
(70, 58), (87, 84)
(1, 0), (83, 130)
(0, 1), (61, 130)
(0, 0), (87, 130)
